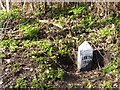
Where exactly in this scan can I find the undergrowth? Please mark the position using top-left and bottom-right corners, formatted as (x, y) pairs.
(0, 3), (119, 89)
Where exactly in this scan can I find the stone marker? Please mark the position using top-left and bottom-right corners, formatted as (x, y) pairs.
(77, 41), (93, 71)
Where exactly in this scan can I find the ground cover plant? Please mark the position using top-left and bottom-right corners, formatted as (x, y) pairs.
(0, 2), (119, 89)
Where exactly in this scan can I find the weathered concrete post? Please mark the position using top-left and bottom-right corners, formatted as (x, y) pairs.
(77, 41), (93, 71)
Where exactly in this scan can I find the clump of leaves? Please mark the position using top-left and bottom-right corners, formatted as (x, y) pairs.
(0, 10), (10, 20)
(58, 46), (70, 55)
(57, 39), (72, 55)
(23, 40), (52, 50)
(86, 80), (94, 88)
(102, 61), (118, 74)
(41, 67), (64, 80)
(1, 53), (7, 59)
(69, 3), (87, 15)
(0, 10), (10, 28)
(30, 79), (52, 88)
(11, 8), (21, 19)
(23, 40), (56, 64)
(98, 27), (114, 39)
(0, 8), (21, 28)
(34, 4), (45, 15)
(81, 15), (96, 29)
(30, 79), (41, 88)
(12, 63), (23, 73)
(0, 39), (19, 52)
(90, 26), (116, 43)
(101, 80), (113, 88)
(32, 56), (47, 64)
(15, 77), (27, 88)
(20, 24), (39, 40)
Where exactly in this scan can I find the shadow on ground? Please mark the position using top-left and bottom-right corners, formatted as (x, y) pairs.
(57, 49), (109, 72)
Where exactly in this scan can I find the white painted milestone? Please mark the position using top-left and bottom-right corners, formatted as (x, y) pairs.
(77, 41), (93, 71)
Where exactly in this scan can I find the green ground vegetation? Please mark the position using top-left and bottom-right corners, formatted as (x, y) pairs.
(0, 3), (119, 88)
